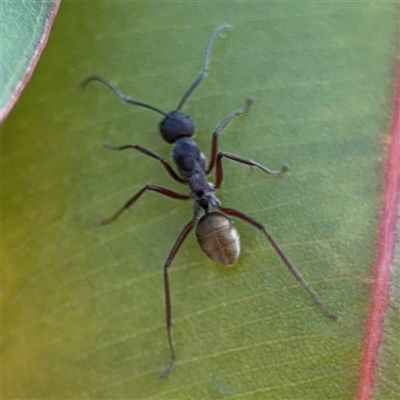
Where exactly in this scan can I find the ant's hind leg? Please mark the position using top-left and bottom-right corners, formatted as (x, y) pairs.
(160, 217), (197, 378)
(220, 206), (339, 322)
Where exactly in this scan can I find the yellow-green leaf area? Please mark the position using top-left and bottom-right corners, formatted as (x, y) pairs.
(3, 2), (398, 399)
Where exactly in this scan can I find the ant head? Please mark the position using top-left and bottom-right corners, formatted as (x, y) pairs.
(160, 111), (195, 143)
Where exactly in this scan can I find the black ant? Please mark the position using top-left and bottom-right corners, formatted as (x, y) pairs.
(81, 24), (339, 378)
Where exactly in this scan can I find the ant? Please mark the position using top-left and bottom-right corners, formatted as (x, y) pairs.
(81, 24), (339, 378)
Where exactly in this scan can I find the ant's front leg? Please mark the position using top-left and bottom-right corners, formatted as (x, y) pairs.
(206, 98), (253, 174)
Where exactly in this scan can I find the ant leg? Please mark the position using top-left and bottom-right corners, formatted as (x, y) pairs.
(206, 98), (253, 174)
(103, 143), (185, 183)
(160, 217), (197, 379)
(97, 185), (190, 226)
(215, 152), (288, 188)
(219, 206), (339, 322)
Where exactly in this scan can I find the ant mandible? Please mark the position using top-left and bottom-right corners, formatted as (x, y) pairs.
(81, 24), (339, 378)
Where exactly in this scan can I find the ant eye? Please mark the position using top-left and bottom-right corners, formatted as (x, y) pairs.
(160, 112), (195, 143)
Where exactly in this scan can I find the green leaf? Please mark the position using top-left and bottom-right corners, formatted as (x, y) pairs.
(0, 0), (60, 121)
(3, 3), (398, 399)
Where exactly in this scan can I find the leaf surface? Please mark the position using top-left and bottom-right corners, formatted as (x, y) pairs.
(3, 3), (398, 399)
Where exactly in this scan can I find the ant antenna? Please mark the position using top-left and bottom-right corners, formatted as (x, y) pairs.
(176, 24), (231, 111)
(79, 74), (168, 117)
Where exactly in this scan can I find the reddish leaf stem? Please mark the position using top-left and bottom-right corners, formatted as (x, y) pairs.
(357, 60), (400, 399)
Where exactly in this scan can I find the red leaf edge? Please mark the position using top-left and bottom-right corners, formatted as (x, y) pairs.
(357, 60), (400, 399)
(0, 0), (62, 124)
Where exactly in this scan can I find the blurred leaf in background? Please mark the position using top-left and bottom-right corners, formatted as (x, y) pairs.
(1, 0), (60, 122)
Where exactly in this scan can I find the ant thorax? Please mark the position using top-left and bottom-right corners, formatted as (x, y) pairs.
(172, 137), (220, 213)
(172, 137), (206, 182)
(194, 185), (221, 215)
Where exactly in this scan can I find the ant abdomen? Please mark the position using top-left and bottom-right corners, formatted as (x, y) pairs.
(196, 212), (240, 266)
